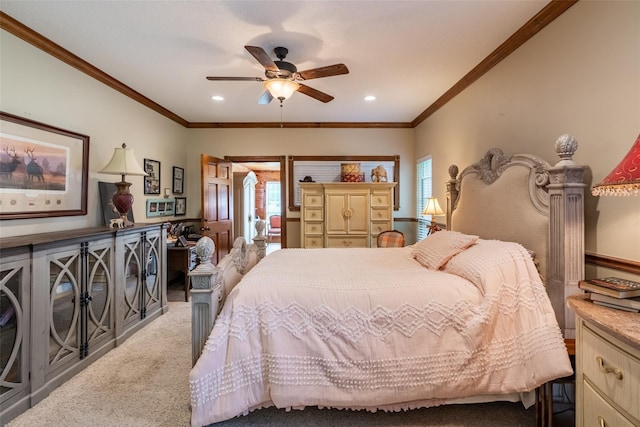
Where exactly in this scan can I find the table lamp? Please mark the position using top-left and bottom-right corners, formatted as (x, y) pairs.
(422, 197), (445, 235)
(98, 143), (148, 226)
(591, 134), (640, 196)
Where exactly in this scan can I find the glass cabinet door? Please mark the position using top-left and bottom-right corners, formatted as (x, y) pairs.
(0, 257), (29, 406)
(47, 250), (81, 372)
(122, 236), (143, 326)
(86, 241), (113, 350)
(143, 231), (161, 316)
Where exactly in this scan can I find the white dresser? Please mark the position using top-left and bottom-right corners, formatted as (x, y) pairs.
(569, 295), (640, 427)
(299, 182), (395, 248)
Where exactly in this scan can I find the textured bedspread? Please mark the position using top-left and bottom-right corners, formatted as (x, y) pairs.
(189, 242), (572, 426)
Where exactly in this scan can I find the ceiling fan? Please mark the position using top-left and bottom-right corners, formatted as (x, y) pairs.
(206, 46), (349, 104)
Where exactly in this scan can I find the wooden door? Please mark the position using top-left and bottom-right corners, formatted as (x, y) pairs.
(201, 155), (233, 265)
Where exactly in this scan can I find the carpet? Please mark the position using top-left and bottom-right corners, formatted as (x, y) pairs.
(7, 286), (538, 426)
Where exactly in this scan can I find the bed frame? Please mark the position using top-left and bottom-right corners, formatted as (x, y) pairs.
(189, 135), (586, 365)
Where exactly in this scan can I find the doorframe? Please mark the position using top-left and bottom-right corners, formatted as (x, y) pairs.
(225, 155), (287, 248)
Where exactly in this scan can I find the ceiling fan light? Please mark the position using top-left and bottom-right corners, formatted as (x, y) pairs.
(264, 78), (300, 100)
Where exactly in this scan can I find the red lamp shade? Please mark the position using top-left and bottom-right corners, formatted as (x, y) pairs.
(592, 134), (640, 196)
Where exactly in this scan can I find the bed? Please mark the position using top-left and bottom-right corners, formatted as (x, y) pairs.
(188, 135), (586, 427)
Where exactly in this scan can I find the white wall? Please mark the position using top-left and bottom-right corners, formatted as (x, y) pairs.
(0, 31), (188, 237)
(414, 1), (640, 264)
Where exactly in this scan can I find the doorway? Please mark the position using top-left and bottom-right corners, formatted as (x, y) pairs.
(226, 156), (287, 248)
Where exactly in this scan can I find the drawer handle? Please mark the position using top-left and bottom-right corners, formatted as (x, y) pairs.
(597, 415), (606, 427)
(596, 356), (623, 380)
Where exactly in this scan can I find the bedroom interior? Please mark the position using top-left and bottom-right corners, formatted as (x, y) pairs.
(1, 1), (639, 426)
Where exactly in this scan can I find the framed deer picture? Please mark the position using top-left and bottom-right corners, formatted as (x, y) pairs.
(0, 112), (89, 219)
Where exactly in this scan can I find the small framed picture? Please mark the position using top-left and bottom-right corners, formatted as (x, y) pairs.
(144, 158), (161, 195)
(146, 197), (174, 217)
(175, 197), (186, 216)
(177, 235), (188, 247)
(172, 166), (184, 194)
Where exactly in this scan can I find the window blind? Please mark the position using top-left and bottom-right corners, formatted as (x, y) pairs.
(416, 156), (433, 241)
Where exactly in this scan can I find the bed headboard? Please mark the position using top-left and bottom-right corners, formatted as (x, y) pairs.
(446, 135), (586, 338)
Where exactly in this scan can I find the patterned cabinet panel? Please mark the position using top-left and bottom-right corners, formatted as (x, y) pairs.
(0, 248), (30, 420)
(115, 226), (166, 342)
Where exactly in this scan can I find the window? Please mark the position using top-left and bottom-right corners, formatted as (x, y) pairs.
(416, 156), (433, 241)
(265, 181), (281, 220)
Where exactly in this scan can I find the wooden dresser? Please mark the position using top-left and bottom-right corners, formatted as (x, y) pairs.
(568, 295), (640, 427)
(299, 182), (396, 248)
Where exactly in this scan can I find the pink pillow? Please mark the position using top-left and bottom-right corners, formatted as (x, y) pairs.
(411, 231), (479, 270)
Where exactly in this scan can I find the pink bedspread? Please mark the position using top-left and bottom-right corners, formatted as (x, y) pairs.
(189, 242), (572, 426)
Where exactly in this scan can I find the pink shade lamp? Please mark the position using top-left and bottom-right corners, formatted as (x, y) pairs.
(592, 134), (640, 196)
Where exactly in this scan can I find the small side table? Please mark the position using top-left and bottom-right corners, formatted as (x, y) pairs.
(166, 243), (197, 301)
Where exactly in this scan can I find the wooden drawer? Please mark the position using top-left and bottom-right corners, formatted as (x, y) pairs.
(303, 207), (323, 221)
(583, 380), (636, 427)
(326, 235), (368, 248)
(370, 207), (391, 221)
(370, 192), (391, 207)
(304, 222), (323, 235)
(304, 236), (324, 248)
(303, 192), (323, 207)
(582, 324), (640, 421)
(370, 221), (392, 236)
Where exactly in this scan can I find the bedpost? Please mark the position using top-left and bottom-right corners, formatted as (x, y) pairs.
(446, 165), (460, 230)
(546, 134), (586, 339)
(253, 218), (267, 259)
(189, 237), (220, 366)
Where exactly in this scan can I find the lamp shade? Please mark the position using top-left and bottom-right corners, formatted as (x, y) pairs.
(264, 78), (300, 100)
(592, 134), (640, 196)
(98, 143), (148, 176)
(421, 197), (444, 216)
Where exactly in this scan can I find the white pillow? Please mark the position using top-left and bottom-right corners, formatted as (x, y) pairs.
(411, 231), (479, 270)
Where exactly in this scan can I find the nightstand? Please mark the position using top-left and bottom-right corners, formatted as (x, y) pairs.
(568, 295), (640, 427)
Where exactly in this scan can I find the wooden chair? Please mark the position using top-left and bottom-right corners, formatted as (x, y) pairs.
(267, 215), (282, 244)
(376, 230), (405, 248)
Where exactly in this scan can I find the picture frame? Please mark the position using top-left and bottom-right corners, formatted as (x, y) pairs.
(175, 196), (186, 216)
(172, 166), (184, 194)
(144, 158), (161, 194)
(146, 197), (175, 217)
(0, 111), (89, 220)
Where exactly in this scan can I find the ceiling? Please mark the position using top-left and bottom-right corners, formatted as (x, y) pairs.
(0, 1), (553, 125)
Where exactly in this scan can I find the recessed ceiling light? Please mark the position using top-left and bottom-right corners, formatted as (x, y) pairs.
(364, 95), (376, 102)
(211, 95), (224, 101)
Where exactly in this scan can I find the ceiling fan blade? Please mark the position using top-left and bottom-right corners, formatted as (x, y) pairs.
(297, 64), (349, 80)
(258, 90), (274, 105)
(245, 46), (279, 72)
(297, 84), (334, 103)
(206, 76), (263, 81)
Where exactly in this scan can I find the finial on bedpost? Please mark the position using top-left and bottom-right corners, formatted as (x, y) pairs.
(554, 134), (578, 166)
(446, 165), (460, 231)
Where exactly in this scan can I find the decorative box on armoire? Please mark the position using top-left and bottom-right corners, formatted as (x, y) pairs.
(299, 182), (396, 248)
